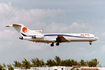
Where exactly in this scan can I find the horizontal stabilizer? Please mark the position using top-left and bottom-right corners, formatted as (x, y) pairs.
(6, 24), (22, 27)
(5, 25), (12, 27)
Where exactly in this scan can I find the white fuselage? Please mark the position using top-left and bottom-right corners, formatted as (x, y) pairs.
(22, 33), (98, 43)
(6, 24), (98, 46)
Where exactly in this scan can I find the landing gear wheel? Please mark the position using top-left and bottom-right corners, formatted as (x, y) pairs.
(90, 42), (92, 45)
(51, 43), (54, 47)
(56, 42), (59, 46)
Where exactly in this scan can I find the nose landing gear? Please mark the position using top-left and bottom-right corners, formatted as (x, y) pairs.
(89, 42), (92, 45)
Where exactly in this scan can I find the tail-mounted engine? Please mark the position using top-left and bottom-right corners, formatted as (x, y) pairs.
(19, 37), (23, 40)
(32, 34), (44, 39)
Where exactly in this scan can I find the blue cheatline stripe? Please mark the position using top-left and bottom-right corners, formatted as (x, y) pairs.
(21, 33), (94, 38)
(44, 34), (94, 38)
(21, 33), (33, 37)
(21, 33), (27, 36)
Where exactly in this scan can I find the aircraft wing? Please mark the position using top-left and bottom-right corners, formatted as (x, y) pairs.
(56, 35), (68, 42)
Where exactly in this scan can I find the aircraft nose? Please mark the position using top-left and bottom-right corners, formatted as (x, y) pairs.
(95, 36), (98, 40)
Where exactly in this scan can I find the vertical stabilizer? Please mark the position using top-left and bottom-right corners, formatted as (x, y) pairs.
(6, 24), (42, 36)
(6, 24), (30, 35)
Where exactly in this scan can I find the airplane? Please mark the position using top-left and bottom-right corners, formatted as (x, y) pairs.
(6, 24), (98, 47)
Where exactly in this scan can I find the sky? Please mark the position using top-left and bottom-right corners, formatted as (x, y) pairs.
(0, 0), (105, 66)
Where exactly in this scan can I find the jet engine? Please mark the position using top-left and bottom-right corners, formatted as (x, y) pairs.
(19, 37), (23, 40)
(32, 34), (44, 39)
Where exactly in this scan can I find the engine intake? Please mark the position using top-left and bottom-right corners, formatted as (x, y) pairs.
(32, 35), (44, 39)
(19, 37), (23, 40)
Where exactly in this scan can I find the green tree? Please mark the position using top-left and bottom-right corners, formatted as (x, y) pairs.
(61, 60), (66, 66)
(40, 59), (45, 67)
(31, 58), (45, 67)
(54, 56), (61, 66)
(21, 58), (31, 69)
(31, 58), (36, 67)
(87, 58), (99, 67)
(7, 64), (14, 70)
(79, 59), (87, 66)
(65, 59), (72, 66)
(13, 61), (21, 67)
(61, 59), (72, 66)
(3, 63), (6, 67)
(2, 63), (6, 70)
(0, 64), (3, 70)
(92, 59), (99, 67)
(31, 58), (42, 67)
(46, 59), (56, 66)
(71, 59), (78, 66)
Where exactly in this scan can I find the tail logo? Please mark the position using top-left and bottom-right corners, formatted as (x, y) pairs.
(22, 27), (27, 33)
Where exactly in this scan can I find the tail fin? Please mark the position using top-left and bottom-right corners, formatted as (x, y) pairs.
(6, 24), (30, 33)
(6, 24), (42, 36)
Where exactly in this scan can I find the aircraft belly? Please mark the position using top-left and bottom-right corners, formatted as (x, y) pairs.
(68, 37), (96, 42)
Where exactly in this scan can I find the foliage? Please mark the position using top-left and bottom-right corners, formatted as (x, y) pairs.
(21, 58), (31, 69)
(0, 64), (3, 70)
(13, 61), (21, 67)
(46, 59), (56, 66)
(31, 58), (45, 67)
(3, 64), (6, 67)
(61, 59), (78, 66)
(7, 64), (14, 70)
(54, 56), (61, 66)
(87, 58), (99, 67)
(79, 59), (87, 66)
(0, 56), (100, 69)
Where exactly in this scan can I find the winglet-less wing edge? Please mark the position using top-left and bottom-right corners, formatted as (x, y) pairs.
(6, 24), (22, 27)
(5, 25), (12, 27)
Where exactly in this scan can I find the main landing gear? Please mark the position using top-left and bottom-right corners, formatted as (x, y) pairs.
(50, 42), (60, 47)
(56, 42), (59, 46)
(51, 43), (54, 47)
